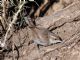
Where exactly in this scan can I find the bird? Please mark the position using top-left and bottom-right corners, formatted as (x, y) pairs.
(25, 17), (62, 48)
(28, 26), (62, 48)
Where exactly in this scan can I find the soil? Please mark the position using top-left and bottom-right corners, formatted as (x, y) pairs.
(1, 0), (80, 60)
(3, 15), (80, 60)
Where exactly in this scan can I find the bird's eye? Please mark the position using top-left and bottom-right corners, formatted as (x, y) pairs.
(55, 39), (57, 40)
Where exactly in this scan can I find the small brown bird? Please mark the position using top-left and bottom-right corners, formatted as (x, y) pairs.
(26, 17), (62, 48)
(28, 27), (62, 47)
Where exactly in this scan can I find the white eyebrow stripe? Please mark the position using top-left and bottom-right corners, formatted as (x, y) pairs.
(49, 39), (62, 44)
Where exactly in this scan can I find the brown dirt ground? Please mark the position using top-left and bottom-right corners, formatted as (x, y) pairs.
(3, 17), (80, 60)
(1, 0), (80, 60)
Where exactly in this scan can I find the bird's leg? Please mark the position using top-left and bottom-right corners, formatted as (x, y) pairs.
(37, 44), (40, 49)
